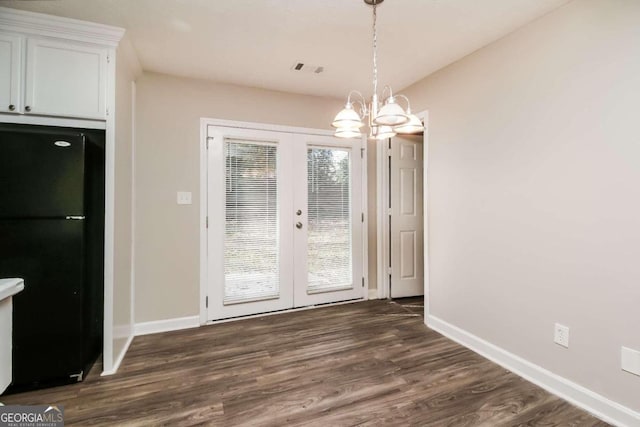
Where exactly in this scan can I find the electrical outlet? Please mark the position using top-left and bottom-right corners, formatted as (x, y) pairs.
(554, 323), (569, 348)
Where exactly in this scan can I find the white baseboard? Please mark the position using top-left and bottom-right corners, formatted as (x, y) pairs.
(101, 333), (133, 376)
(426, 315), (640, 427)
(368, 288), (378, 300)
(135, 315), (200, 336)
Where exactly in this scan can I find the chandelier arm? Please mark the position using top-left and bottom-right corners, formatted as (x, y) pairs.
(353, 99), (369, 117)
(347, 90), (366, 104)
(381, 85), (394, 101)
(395, 94), (412, 113)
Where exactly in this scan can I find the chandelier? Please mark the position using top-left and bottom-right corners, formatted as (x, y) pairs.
(332, 0), (424, 140)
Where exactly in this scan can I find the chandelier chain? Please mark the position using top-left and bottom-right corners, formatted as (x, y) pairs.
(372, 1), (378, 97)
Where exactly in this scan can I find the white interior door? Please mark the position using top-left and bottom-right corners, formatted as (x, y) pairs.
(207, 126), (363, 320)
(390, 134), (424, 298)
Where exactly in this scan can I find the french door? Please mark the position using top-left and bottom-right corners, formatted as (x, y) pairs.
(207, 125), (363, 320)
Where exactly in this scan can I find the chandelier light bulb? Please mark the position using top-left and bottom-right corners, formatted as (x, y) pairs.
(335, 127), (363, 138)
(373, 97), (410, 126)
(331, 103), (364, 129)
(372, 125), (396, 140)
(394, 113), (424, 134)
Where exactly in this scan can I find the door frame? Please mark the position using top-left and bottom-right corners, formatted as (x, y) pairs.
(375, 111), (429, 316)
(199, 118), (369, 325)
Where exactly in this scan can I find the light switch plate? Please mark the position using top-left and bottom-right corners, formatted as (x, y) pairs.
(621, 347), (640, 376)
(177, 191), (192, 205)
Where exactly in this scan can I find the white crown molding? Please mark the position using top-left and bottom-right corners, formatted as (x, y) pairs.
(0, 6), (125, 47)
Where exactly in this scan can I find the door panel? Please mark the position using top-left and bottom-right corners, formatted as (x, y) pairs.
(293, 136), (363, 307)
(400, 230), (417, 279)
(391, 134), (424, 298)
(224, 140), (279, 303)
(207, 127), (294, 320)
(306, 147), (352, 292)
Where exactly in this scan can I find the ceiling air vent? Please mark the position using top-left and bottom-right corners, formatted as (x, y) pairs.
(291, 62), (324, 74)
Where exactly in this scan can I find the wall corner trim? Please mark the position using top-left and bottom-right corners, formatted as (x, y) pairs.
(135, 316), (200, 337)
(426, 315), (640, 427)
(101, 334), (133, 376)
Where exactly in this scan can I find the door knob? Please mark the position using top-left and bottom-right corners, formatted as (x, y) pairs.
(25, 105), (31, 112)
(296, 210), (302, 216)
(8, 104), (15, 111)
(295, 222), (303, 229)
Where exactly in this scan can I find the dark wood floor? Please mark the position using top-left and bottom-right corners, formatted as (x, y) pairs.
(1, 299), (608, 426)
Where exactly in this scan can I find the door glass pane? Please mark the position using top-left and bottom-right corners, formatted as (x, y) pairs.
(225, 140), (279, 304)
(307, 148), (352, 292)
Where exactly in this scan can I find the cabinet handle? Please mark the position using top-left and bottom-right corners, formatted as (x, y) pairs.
(296, 222), (303, 229)
(25, 105), (31, 112)
(8, 104), (15, 111)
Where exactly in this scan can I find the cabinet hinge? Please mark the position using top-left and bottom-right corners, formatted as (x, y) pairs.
(206, 296), (209, 308)
(360, 148), (365, 158)
(206, 216), (209, 228)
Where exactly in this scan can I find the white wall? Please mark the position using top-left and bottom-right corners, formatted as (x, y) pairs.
(404, 0), (640, 413)
(134, 72), (342, 323)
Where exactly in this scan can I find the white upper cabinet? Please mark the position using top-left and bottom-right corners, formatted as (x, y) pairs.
(0, 33), (22, 114)
(0, 7), (124, 122)
(25, 38), (107, 120)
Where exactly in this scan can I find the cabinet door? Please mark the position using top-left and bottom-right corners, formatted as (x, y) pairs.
(0, 33), (22, 114)
(25, 38), (107, 120)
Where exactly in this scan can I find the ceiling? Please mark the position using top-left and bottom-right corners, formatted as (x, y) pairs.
(0, 0), (571, 98)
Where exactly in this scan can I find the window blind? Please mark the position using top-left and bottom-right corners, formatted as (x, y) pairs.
(224, 140), (279, 304)
(307, 148), (352, 292)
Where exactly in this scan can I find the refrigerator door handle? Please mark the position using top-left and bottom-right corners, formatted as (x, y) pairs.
(65, 216), (85, 220)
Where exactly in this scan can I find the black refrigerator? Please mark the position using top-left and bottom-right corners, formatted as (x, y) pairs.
(0, 123), (104, 392)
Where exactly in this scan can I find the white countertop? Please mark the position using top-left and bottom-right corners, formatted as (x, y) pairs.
(0, 278), (24, 301)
